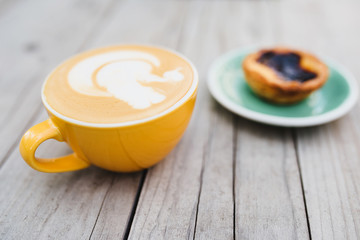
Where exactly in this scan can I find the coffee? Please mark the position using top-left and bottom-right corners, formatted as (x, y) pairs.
(43, 45), (194, 124)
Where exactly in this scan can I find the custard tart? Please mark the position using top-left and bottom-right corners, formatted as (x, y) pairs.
(242, 47), (329, 104)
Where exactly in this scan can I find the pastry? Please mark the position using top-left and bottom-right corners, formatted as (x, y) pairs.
(242, 47), (329, 104)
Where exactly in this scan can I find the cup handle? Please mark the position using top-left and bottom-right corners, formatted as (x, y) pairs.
(19, 119), (90, 173)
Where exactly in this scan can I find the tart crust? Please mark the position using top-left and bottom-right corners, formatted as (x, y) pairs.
(242, 47), (329, 104)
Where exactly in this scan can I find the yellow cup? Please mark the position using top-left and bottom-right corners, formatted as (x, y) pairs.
(19, 48), (198, 173)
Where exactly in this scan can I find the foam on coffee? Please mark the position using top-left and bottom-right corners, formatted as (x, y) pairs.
(43, 46), (194, 124)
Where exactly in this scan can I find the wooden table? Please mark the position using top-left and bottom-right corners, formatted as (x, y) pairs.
(1, 0), (360, 239)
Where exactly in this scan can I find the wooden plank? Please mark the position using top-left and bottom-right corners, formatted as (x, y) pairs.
(213, 1), (310, 239)
(295, 123), (360, 240)
(194, 106), (235, 240)
(128, 2), (231, 239)
(192, 3), (236, 239)
(279, 1), (360, 239)
(197, 3), (281, 235)
(234, 122), (309, 239)
(87, 1), (192, 239)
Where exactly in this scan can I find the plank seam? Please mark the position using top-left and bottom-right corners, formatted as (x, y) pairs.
(123, 170), (148, 240)
(192, 130), (210, 240)
(88, 175), (116, 240)
(192, 106), (218, 239)
(232, 115), (238, 240)
(176, 3), (206, 239)
(282, 131), (300, 240)
(291, 128), (312, 240)
(124, 2), (192, 239)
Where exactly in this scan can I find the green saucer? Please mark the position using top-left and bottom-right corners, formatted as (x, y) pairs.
(208, 48), (358, 127)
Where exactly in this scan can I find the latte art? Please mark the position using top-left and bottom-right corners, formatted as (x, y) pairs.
(68, 51), (184, 109)
(43, 45), (194, 124)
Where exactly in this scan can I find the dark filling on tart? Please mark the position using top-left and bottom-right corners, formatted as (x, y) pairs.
(257, 51), (317, 82)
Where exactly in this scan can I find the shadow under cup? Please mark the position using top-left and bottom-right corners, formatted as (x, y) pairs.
(19, 52), (198, 173)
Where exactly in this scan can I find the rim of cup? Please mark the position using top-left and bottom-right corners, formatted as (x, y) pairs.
(41, 44), (199, 128)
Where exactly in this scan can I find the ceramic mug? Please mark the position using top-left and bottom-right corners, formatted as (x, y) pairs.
(19, 48), (198, 173)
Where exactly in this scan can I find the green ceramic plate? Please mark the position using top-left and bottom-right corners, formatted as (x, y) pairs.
(208, 48), (358, 127)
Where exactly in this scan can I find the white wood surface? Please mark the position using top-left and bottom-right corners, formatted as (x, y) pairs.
(0, 1), (359, 240)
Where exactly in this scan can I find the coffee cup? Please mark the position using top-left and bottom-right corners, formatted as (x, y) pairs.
(19, 45), (198, 172)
